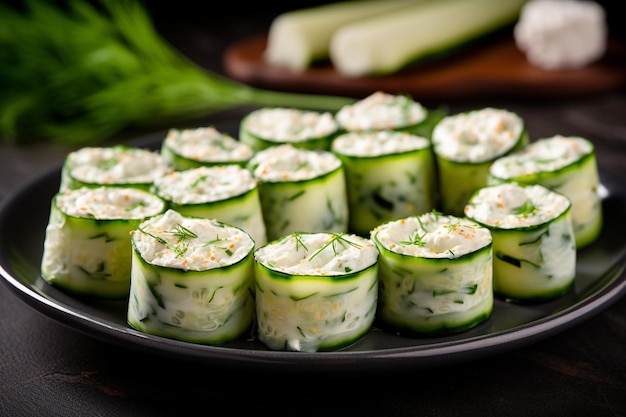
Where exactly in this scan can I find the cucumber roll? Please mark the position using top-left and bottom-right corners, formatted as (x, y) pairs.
(254, 231), (379, 352)
(431, 107), (529, 216)
(331, 130), (436, 237)
(239, 107), (340, 152)
(60, 145), (171, 192)
(488, 135), (602, 249)
(464, 182), (576, 302)
(248, 144), (349, 241)
(334, 91), (436, 139)
(127, 209), (256, 345)
(371, 211), (493, 336)
(40, 186), (167, 298)
(160, 126), (254, 170)
(152, 165), (267, 247)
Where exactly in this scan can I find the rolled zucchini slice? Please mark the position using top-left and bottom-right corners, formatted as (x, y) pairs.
(239, 107), (340, 152)
(488, 135), (602, 249)
(40, 186), (167, 298)
(127, 209), (256, 345)
(254, 231), (379, 352)
(60, 145), (171, 192)
(152, 165), (267, 247)
(248, 144), (349, 241)
(431, 107), (529, 216)
(465, 182), (576, 302)
(371, 211), (493, 336)
(160, 126), (254, 170)
(331, 130), (436, 237)
(334, 91), (435, 139)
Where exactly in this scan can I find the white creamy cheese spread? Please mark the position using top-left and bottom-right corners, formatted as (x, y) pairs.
(153, 165), (256, 205)
(464, 183), (571, 229)
(56, 187), (165, 219)
(335, 91), (427, 131)
(243, 107), (338, 142)
(514, 0), (607, 70)
(489, 135), (593, 179)
(331, 130), (430, 157)
(255, 232), (378, 276)
(248, 144), (342, 182)
(164, 126), (253, 163)
(372, 212), (492, 259)
(132, 209), (254, 271)
(66, 146), (170, 185)
(432, 108), (524, 163)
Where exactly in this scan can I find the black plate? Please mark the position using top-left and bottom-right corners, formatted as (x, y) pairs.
(1, 126), (626, 374)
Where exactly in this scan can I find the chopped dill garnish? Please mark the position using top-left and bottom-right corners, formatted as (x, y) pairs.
(399, 230), (427, 246)
(400, 215), (428, 246)
(293, 232), (309, 252)
(138, 226), (168, 246)
(515, 199), (537, 216)
(138, 224), (194, 258)
(170, 224), (198, 241)
(308, 233), (361, 261)
(190, 175), (207, 188)
(203, 234), (233, 256)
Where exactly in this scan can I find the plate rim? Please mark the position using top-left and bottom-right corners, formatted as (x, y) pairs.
(1, 134), (625, 374)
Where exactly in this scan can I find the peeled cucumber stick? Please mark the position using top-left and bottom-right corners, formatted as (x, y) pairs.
(330, 0), (528, 77)
(264, 0), (421, 71)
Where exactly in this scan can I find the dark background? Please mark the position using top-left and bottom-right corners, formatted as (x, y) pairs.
(1, 2), (625, 416)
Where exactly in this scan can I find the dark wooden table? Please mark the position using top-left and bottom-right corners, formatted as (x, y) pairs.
(1, 5), (625, 416)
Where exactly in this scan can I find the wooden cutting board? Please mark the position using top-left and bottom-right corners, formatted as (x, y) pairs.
(223, 34), (626, 101)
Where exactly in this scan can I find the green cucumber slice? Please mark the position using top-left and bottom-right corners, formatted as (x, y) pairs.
(465, 183), (576, 302)
(248, 145), (349, 241)
(239, 107), (340, 152)
(334, 92), (434, 138)
(60, 145), (170, 192)
(160, 127), (253, 170)
(331, 130), (436, 237)
(40, 187), (166, 298)
(152, 165), (267, 247)
(127, 210), (256, 344)
(253, 232), (379, 352)
(371, 211), (493, 336)
(488, 135), (602, 249)
(432, 107), (529, 216)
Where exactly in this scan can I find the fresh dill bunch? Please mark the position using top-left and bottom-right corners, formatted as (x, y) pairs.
(0, 0), (355, 145)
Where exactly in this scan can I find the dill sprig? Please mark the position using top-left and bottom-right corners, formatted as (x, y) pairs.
(169, 224), (198, 241)
(138, 224), (196, 258)
(515, 199), (537, 217)
(308, 232), (362, 261)
(204, 235), (234, 256)
(0, 0), (355, 145)
(400, 215), (428, 246)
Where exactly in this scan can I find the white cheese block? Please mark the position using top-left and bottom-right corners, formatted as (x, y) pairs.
(514, 0), (607, 70)
(370, 211), (493, 335)
(254, 231), (379, 352)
